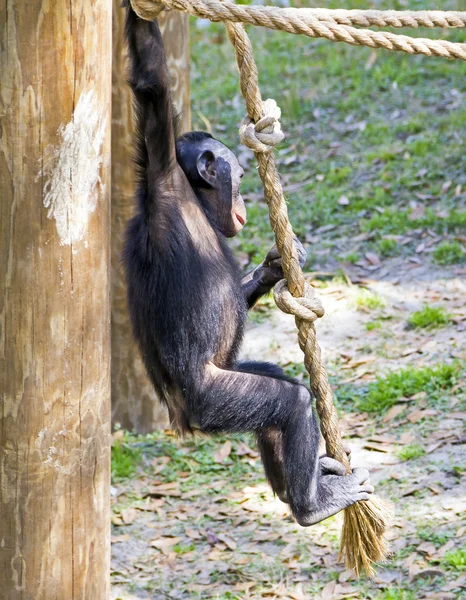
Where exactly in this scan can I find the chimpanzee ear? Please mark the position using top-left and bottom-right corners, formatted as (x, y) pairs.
(196, 150), (217, 186)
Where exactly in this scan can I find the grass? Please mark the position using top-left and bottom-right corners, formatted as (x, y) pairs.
(352, 287), (386, 311)
(433, 241), (465, 265)
(343, 251), (360, 264)
(418, 526), (452, 547)
(111, 436), (143, 481)
(377, 237), (398, 257)
(357, 362), (461, 413)
(407, 305), (451, 329)
(366, 319), (383, 331)
(376, 590), (416, 600)
(397, 444), (426, 461)
(189, 1), (466, 268)
(443, 548), (466, 571)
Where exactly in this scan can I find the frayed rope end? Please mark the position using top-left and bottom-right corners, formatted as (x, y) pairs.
(339, 495), (395, 578)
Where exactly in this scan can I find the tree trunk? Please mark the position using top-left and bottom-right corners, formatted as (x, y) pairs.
(111, 5), (190, 433)
(0, 2), (112, 599)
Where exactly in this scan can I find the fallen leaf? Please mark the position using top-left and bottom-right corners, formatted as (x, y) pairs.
(147, 484), (181, 497)
(217, 533), (237, 550)
(205, 529), (220, 545)
(367, 434), (397, 444)
(450, 411), (466, 419)
(407, 409), (429, 423)
(365, 252), (380, 266)
(409, 204), (425, 220)
(417, 541), (436, 556)
(111, 534), (131, 544)
(383, 404), (406, 423)
(120, 507), (138, 525)
(401, 485), (423, 497)
(441, 180), (452, 194)
(235, 442), (259, 458)
(437, 540), (456, 556)
(411, 568), (445, 582)
(185, 528), (201, 540)
(400, 431), (415, 444)
(150, 536), (181, 555)
(319, 580), (337, 599)
(363, 442), (392, 453)
(214, 440), (232, 463)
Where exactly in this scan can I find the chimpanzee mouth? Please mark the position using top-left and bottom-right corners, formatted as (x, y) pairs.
(235, 213), (245, 226)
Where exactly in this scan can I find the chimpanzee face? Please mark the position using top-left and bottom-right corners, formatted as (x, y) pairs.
(196, 141), (246, 238)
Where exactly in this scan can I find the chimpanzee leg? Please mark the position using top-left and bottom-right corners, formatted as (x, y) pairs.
(257, 428), (288, 502)
(191, 363), (373, 525)
(238, 361), (296, 503)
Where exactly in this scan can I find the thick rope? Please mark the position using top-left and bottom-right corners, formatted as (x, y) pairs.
(223, 20), (395, 576)
(131, 0), (466, 61)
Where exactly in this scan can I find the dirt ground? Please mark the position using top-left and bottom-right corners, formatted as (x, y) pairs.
(110, 259), (465, 600)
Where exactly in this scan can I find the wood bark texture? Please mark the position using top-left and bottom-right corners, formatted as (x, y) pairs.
(111, 3), (190, 432)
(0, 2), (112, 599)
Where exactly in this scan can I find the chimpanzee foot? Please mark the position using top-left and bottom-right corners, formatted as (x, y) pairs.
(293, 461), (374, 527)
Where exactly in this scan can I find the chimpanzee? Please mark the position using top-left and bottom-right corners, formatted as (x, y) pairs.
(123, 3), (374, 526)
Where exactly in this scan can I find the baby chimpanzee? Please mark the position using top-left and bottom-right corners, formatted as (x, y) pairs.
(123, 3), (373, 525)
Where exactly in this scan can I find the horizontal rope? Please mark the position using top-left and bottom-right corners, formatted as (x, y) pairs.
(132, 0), (466, 61)
(304, 8), (466, 30)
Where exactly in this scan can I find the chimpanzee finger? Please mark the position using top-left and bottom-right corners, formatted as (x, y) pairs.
(293, 235), (307, 268)
(319, 457), (347, 477)
(319, 445), (351, 460)
(264, 245), (280, 265)
(268, 258), (283, 269)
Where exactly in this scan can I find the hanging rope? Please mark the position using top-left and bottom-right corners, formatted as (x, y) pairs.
(131, 0), (466, 60)
(129, 0), (465, 575)
(225, 16), (394, 579)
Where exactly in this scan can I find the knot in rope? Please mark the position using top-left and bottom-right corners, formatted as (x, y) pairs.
(273, 279), (325, 323)
(239, 99), (284, 153)
(130, 0), (165, 20)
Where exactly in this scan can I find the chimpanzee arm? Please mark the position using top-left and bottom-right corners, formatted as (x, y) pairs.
(192, 362), (374, 526)
(242, 237), (307, 308)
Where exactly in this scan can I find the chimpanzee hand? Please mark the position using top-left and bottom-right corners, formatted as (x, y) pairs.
(258, 235), (307, 286)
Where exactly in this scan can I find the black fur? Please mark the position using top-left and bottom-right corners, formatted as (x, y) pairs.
(123, 4), (374, 526)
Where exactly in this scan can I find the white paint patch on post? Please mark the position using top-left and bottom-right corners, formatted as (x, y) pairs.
(40, 90), (107, 245)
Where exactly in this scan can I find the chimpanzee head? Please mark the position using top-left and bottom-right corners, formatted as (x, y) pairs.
(176, 132), (246, 237)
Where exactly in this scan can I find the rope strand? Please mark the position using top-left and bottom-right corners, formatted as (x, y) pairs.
(131, 0), (466, 61)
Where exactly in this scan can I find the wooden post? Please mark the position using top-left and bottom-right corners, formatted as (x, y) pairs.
(0, 2), (112, 599)
(111, 4), (190, 432)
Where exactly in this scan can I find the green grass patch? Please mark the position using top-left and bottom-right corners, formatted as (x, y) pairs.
(343, 251), (360, 264)
(172, 543), (196, 555)
(433, 240), (465, 265)
(357, 362), (461, 413)
(443, 548), (466, 571)
(397, 444), (425, 461)
(407, 305), (451, 329)
(377, 237), (399, 257)
(352, 288), (386, 311)
(111, 436), (143, 481)
(365, 319), (383, 331)
(376, 590), (416, 600)
(418, 526), (452, 548)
